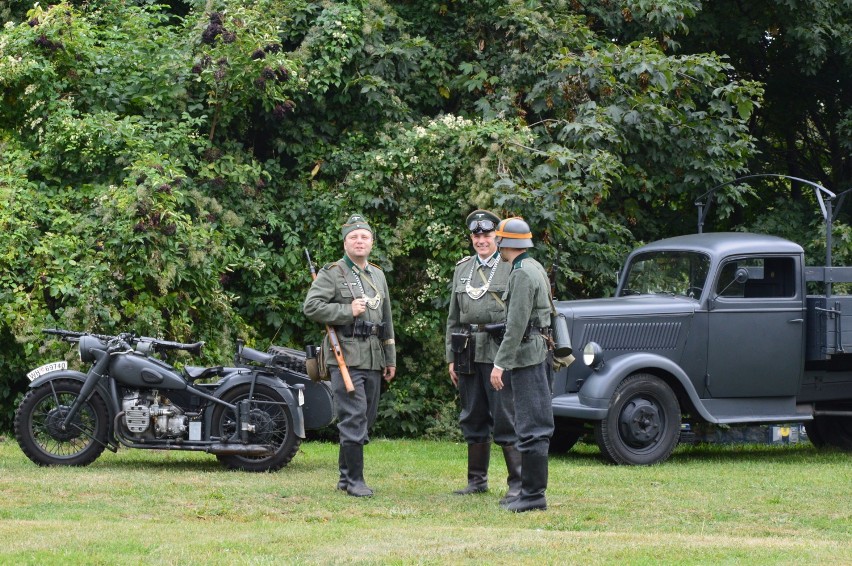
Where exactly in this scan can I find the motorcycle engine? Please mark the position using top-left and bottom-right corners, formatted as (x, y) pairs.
(122, 390), (188, 439)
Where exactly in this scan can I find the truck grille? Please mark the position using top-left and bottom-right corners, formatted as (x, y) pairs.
(580, 321), (681, 350)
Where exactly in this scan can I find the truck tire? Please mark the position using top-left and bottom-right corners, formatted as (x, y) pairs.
(594, 373), (680, 465)
(549, 419), (585, 454)
(806, 416), (852, 451)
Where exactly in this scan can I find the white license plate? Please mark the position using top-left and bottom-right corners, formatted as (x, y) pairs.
(26, 361), (68, 381)
(298, 389), (304, 407)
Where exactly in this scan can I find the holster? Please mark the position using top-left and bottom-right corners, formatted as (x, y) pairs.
(483, 322), (506, 345)
(451, 331), (475, 375)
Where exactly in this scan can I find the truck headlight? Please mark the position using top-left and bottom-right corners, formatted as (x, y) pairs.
(582, 342), (604, 370)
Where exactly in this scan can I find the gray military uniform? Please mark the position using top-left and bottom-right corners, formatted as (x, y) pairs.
(493, 253), (554, 456)
(303, 256), (396, 445)
(445, 252), (516, 445)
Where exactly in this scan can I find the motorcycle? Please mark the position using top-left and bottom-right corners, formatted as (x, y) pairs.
(14, 329), (334, 472)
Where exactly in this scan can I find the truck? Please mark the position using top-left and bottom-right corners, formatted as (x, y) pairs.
(551, 175), (852, 465)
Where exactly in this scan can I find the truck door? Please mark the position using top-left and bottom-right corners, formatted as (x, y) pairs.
(707, 255), (804, 397)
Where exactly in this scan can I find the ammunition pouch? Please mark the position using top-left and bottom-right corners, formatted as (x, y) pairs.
(339, 320), (386, 340)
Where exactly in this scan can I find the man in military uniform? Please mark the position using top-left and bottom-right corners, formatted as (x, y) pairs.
(303, 214), (396, 497)
(490, 217), (554, 512)
(445, 210), (521, 503)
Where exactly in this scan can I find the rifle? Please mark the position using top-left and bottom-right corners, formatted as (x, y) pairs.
(305, 249), (355, 394)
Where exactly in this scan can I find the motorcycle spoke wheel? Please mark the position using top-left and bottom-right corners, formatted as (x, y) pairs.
(15, 379), (109, 466)
(211, 384), (301, 472)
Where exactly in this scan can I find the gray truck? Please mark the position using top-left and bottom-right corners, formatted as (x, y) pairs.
(551, 176), (852, 465)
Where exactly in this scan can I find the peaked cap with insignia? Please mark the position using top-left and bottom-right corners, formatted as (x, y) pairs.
(465, 209), (500, 234)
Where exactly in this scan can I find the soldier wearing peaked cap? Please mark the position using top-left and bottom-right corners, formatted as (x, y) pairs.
(303, 214), (396, 497)
(445, 210), (521, 504)
(489, 216), (554, 513)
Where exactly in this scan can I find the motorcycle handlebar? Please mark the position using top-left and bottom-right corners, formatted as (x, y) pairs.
(43, 329), (203, 356)
(43, 328), (115, 343)
(148, 339), (205, 356)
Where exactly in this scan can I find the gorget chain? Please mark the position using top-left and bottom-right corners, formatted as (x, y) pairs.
(352, 267), (382, 310)
(465, 256), (500, 300)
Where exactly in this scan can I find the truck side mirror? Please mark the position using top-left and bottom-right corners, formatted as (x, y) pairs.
(712, 267), (751, 308)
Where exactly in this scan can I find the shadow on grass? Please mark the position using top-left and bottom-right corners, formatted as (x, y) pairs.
(84, 444), (333, 473)
(548, 440), (845, 466)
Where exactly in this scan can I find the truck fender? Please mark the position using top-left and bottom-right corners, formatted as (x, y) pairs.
(579, 352), (713, 421)
(213, 373), (306, 439)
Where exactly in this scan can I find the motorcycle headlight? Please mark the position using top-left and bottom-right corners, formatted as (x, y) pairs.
(78, 335), (106, 364)
(582, 342), (604, 371)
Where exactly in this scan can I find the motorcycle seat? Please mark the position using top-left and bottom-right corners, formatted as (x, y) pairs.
(239, 346), (274, 365)
(183, 366), (224, 382)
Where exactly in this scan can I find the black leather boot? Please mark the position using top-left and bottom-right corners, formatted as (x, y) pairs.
(342, 444), (373, 497)
(337, 445), (349, 491)
(504, 453), (548, 512)
(498, 444), (522, 505)
(453, 442), (490, 495)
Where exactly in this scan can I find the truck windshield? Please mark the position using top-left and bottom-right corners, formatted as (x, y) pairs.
(620, 251), (710, 299)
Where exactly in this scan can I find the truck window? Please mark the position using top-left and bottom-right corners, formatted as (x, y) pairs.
(621, 251), (710, 298)
(715, 257), (795, 298)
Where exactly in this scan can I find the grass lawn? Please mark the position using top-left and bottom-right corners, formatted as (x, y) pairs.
(0, 435), (850, 564)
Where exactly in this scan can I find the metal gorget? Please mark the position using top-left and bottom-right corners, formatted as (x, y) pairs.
(352, 266), (382, 310)
(464, 256), (500, 300)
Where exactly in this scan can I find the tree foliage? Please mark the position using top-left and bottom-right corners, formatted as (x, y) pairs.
(0, 0), (779, 434)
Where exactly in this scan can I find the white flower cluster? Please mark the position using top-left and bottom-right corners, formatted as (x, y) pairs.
(424, 221), (452, 244)
(436, 114), (473, 129)
(405, 313), (430, 333)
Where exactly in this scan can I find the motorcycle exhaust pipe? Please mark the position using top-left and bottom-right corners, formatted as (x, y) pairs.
(206, 444), (274, 456)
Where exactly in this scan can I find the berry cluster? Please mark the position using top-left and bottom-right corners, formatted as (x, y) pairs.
(201, 12), (236, 45)
(34, 34), (63, 51)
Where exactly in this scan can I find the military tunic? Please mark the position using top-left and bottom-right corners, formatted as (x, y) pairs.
(493, 252), (554, 456)
(445, 252), (510, 364)
(445, 252), (515, 445)
(303, 256), (396, 445)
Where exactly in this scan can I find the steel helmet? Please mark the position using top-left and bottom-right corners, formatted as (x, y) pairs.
(495, 217), (534, 249)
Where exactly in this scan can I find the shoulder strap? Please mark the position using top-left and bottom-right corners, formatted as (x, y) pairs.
(477, 264), (505, 308)
(336, 263), (359, 299)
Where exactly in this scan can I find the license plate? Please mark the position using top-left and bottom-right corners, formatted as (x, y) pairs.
(298, 389), (304, 406)
(26, 361), (67, 382)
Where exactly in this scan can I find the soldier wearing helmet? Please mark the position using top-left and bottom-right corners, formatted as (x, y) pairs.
(489, 217), (555, 512)
(445, 209), (521, 503)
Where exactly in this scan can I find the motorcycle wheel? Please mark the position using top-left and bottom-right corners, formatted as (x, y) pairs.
(210, 384), (301, 472)
(14, 379), (109, 466)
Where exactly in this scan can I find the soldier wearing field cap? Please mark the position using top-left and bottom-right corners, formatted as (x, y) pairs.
(445, 209), (521, 503)
(490, 217), (554, 512)
(303, 214), (396, 497)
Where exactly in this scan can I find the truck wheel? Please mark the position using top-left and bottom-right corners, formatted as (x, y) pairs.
(549, 419), (585, 454)
(594, 373), (680, 465)
(806, 416), (852, 451)
(804, 421), (827, 448)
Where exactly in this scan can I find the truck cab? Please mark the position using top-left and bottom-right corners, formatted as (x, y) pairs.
(552, 231), (852, 465)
